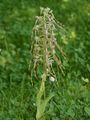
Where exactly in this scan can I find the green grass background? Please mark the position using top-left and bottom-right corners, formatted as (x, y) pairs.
(0, 0), (90, 120)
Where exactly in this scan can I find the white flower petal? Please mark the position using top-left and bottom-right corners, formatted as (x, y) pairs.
(50, 76), (55, 82)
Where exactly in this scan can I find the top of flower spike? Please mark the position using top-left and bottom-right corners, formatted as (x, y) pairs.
(30, 7), (65, 81)
(40, 7), (53, 15)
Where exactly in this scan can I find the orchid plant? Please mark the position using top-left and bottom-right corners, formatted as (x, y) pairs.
(30, 7), (65, 120)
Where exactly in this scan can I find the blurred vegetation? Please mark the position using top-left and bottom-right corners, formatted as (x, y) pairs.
(0, 0), (90, 120)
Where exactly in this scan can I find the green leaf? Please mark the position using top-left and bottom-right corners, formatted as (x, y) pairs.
(0, 56), (7, 66)
(67, 108), (75, 118)
(84, 107), (90, 116)
(87, 64), (90, 72)
(42, 93), (55, 113)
